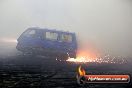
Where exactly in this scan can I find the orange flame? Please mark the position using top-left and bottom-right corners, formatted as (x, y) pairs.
(78, 66), (86, 76)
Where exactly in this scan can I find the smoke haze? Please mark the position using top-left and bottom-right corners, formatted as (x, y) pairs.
(0, 0), (132, 57)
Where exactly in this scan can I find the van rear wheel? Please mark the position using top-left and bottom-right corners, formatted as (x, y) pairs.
(69, 53), (76, 58)
(57, 54), (68, 61)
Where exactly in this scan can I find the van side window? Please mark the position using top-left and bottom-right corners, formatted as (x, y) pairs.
(46, 32), (58, 41)
(60, 34), (72, 42)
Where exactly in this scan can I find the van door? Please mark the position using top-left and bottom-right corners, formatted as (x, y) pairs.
(18, 29), (37, 45)
(41, 31), (59, 53)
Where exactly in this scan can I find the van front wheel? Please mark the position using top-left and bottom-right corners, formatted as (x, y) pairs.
(22, 51), (37, 57)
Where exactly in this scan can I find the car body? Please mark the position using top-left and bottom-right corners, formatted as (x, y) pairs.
(16, 27), (77, 59)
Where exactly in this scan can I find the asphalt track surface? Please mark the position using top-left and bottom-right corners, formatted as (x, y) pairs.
(0, 55), (132, 88)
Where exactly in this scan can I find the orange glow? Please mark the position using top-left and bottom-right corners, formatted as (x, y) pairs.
(77, 49), (97, 59)
(66, 49), (98, 63)
(78, 66), (86, 76)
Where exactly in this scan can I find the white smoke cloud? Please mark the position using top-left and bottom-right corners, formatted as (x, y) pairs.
(0, 0), (132, 57)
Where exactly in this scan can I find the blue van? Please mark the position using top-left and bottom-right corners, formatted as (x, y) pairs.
(16, 27), (77, 59)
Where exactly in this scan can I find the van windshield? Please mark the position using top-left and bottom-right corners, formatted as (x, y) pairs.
(60, 34), (72, 42)
(23, 29), (36, 37)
